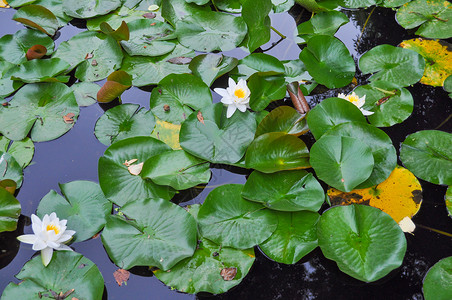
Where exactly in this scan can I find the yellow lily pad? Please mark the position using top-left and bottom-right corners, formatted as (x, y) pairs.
(399, 38), (452, 87)
(150, 117), (181, 150)
(328, 165), (422, 223)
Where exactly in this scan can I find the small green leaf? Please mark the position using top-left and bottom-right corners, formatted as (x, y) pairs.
(0, 188), (21, 233)
(256, 106), (309, 137)
(62, 0), (121, 19)
(71, 82), (100, 107)
(13, 4), (59, 36)
(189, 54), (238, 87)
(423, 256), (452, 300)
(248, 72), (287, 111)
(296, 11), (349, 44)
(0, 153), (23, 188)
(240, 0), (272, 52)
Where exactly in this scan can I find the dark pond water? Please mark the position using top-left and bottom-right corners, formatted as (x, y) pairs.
(0, 5), (451, 300)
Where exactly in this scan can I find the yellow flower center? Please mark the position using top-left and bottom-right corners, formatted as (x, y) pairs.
(234, 88), (246, 99)
(46, 224), (60, 234)
(347, 95), (360, 104)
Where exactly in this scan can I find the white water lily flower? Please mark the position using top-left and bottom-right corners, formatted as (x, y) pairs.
(17, 213), (75, 266)
(338, 91), (374, 116)
(214, 78), (251, 118)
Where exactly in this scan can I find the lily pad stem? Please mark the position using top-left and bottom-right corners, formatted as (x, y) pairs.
(357, 6), (376, 47)
(372, 86), (397, 95)
(417, 224), (452, 237)
(211, 0), (219, 12)
(271, 26), (286, 39)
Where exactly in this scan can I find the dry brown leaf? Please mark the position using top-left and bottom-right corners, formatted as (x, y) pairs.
(91, 59), (98, 66)
(398, 217), (416, 234)
(123, 159), (138, 167)
(197, 111), (205, 124)
(220, 267), (237, 281)
(143, 12), (156, 19)
(85, 53), (93, 59)
(128, 162), (144, 175)
(167, 57), (192, 65)
(63, 113), (75, 124)
(114, 269), (130, 286)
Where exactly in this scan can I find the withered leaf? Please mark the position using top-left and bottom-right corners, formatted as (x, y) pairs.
(197, 111), (205, 124)
(143, 12), (156, 19)
(123, 159), (138, 167)
(167, 57), (192, 65)
(91, 59), (98, 66)
(128, 162), (144, 175)
(85, 53), (93, 59)
(26, 45), (47, 60)
(114, 269), (130, 286)
(63, 113), (75, 124)
(220, 267), (237, 281)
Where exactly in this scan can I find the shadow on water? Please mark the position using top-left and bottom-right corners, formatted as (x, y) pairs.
(0, 4), (451, 300)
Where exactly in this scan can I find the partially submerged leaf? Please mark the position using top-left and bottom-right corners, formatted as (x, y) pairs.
(0, 187), (21, 233)
(255, 106), (309, 137)
(100, 21), (129, 42)
(26, 44), (47, 60)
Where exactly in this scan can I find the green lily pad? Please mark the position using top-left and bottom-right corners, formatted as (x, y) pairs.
(353, 81), (413, 127)
(423, 256), (452, 300)
(189, 54), (238, 87)
(0, 187), (21, 233)
(245, 132), (310, 173)
(36, 181), (112, 243)
(0, 28), (54, 64)
(240, 0), (272, 52)
(5, 0), (36, 7)
(98, 136), (175, 206)
(141, 149), (211, 190)
(0, 82), (79, 142)
(338, 0), (377, 8)
(180, 103), (257, 164)
(259, 210), (319, 264)
(214, 0), (241, 12)
(161, 0), (211, 27)
(0, 61), (24, 98)
(242, 170), (324, 211)
(310, 135), (374, 192)
(231, 53), (285, 81)
(445, 75), (452, 98)
(396, 0), (452, 39)
(317, 205), (407, 282)
(121, 44), (195, 86)
(150, 73), (212, 124)
(33, 0), (73, 27)
(0, 153), (23, 188)
(175, 11), (247, 52)
(380, 0), (410, 7)
(299, 35), (355, 89)
(198, 184), (278, 249)
(306, 97), (367, 140)
(120, 19), (176, 57)
(53, 31), (123, 82)
(446, 186), (452, 219)
(94, 104), (156, 146)
(296, 11), (349, 44)
(272, 0), (295, 12)
(9, 58), (70, 83)
(282, 60), (316, 92)
(323, 122), (397, 189)
(13, 4), (59, 36)
(400, 130), (452, 185)
(0, 136), (34, 168)
(2, 251), (104, 300)
(153, 204), (255, 294)
(248, 72), (287, 111)
(359, 44), (425, 87)
(71, 82), (100, 107)
(62, 0), (121, 19)
(255, 106), (309, 137)
(101, 198), (197, 270)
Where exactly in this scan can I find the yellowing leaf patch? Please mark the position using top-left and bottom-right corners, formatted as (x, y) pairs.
(1, 0), (9, 8)
(399, 38), (452, 86)
(328, 165), (422, 223)
(151, 117), (181, 150)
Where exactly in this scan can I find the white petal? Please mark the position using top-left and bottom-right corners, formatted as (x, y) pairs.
(213, 88), (229, 98)
(55, 244), (73, 251)
(64, 230), (76, 236)
(59, 219), (67, 227)
(41, 247), (53, 267)
(57, 234), (74, 243)
(31, 214), (42, 234)
(360, 108), (375, 116)
(228, 77), (237, 89)
(42, 214), (50, 227)
(17, 234), (36, 245)
(220, 96), (233, 105)
(33, 239), (47, 251)
(226, 105), (237, 118)
(398, 217), (416, 233)
(49, 212), (57, 221)
(337, 93), (346, 99)
(47, 241), (60, 249)
(236, 104), (247, 112)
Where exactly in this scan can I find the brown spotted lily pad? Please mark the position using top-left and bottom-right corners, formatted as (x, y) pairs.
(328, 165), (422, 223)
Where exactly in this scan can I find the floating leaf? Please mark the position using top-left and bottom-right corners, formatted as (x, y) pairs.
(13, 4), (59, 36)
(0, 136), (34, 168)
(2, 251), (104, 300)
(198, 184), (278, 249)
(328, 166), (422, 223)
(150, 73), (212, 124)
(446, 186), (452, 219)
(141, 150), (211, 190)
(242, 170), (324, 211)
(62, 0), (121, 19)
(36, 181), (112, 243)
(98, 136), (175, 206)
(359, 44), (425, 87)
(26, 44), (47, 60)
(188, 54), (238, 87)
(322, 122), (397, 188)
(215, 0), (242, 13)
(445, 75), (452, 98)
(240, 0), (272, 52)
(97, 70), (132, 103)
(400, 130), (452, 185)
(53, 31), (123, 82)
(0, 28), (54, 64)
(0, 187), (21, 233)
(399, 38), (452, 87)
(175, 11), (247, 52)
(95, 104), (155, 146)
(353, 81), (413, 127)
(296, 11), (349, 44)
(180, 103), (257, 164)
(9, 58), (70, 83)
(113, 269), (130, 287)
(299, 35), (355, 89)
(396, 0), (452, 39)
(0, 82), (79, 142)
(161, 0), (210, 26)
(317, 205), (407, 282)
(151, 117), (182, 150)
(0, 152), (23, 187)
(101, 198), (197, 270)
(231, 53), (285, 81)
(248, 72), (287, 111)
(306, 97), (367, 140)
(33, 0), (73, 27)
(0, 179), (17, 194)
(0, 61), (24, 98)
(423, 256), (452, 300)
(245, 132), (310, 173)
(310, 135), (374, 192)
(259, 210), (319, 264)
(255, 106), (309, 137)
(71, 82), (100, 107)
